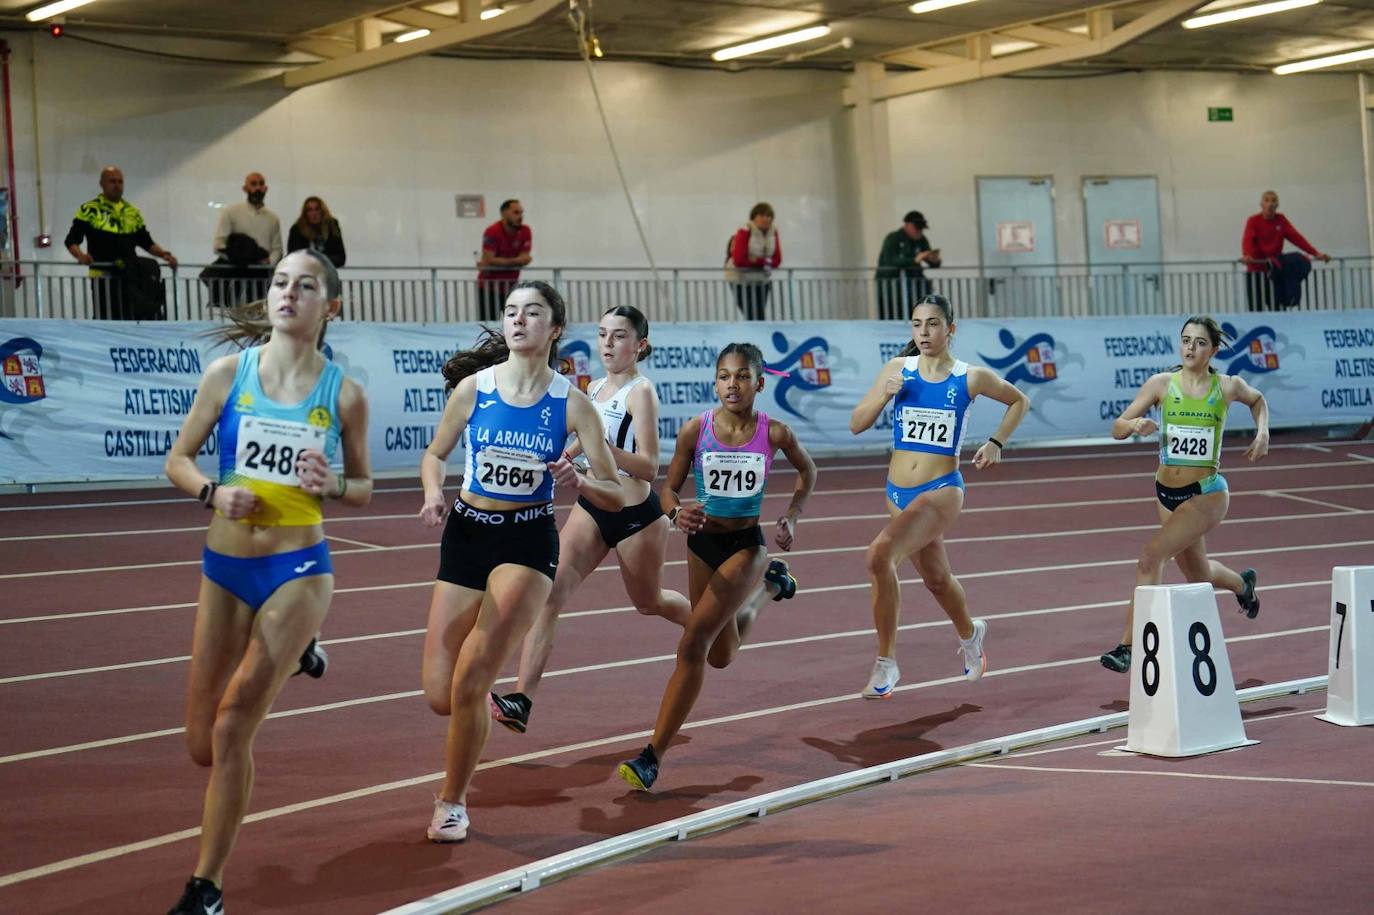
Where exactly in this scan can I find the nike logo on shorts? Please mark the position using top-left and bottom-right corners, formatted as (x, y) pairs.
(294, 560), (318, 574)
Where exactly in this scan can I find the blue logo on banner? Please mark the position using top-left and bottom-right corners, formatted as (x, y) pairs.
(1218, 323), (1281, 376)
(766, 332), (832, 419)
(558, 340), (593, 392)
(0, 337), (47, 406)
(978, 329), (1059, 385)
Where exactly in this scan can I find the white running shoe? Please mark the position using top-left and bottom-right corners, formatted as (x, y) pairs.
(861, 657), (900, 699)
(427, 798), (469, 843)
(959, 619), (988, 682)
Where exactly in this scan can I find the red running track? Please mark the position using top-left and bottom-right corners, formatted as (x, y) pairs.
(1, 433), (1371, 913)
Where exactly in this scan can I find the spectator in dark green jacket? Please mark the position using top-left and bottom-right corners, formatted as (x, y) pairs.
(875, 210), (940, 320)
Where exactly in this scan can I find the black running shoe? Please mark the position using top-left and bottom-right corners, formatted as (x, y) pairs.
(293, 637), (328, 679)
(1236, 568), (1260, 619)
(617, 744), (659, 791)
(1100, 643), (1131, 673)
(764, 558), (798, 602)
(489, 692), (532, 734)
(167, 876), (224, 915)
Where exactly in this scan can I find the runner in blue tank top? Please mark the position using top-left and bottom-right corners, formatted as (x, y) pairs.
(1099, 316), (1269, 673)
(851, 294), (1029, 700)
(618, 343), (817, 791)
(163, 250), (373, 915)
(492, 305), (692, 735)
(417, 281), (623, 843)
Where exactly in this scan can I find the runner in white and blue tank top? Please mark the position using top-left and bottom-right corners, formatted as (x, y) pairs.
(617, 343), (817, 793)
(850, 294), (1030, 700)
(494, 306), (693, 736)
(416, 281), (624, 844)
(1099, 316), (1269, 675)
(163, 250), (373, 915)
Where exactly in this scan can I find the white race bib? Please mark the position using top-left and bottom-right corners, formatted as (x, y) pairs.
(900, 406), (956, 448)
(476, 446), (545, 497)
(701, 451), (766, 498)
(1167, 423), (1214, 461)
(235, 417), (326, 486)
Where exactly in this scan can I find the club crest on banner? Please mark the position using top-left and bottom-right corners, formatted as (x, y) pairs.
(557, 340), (593, 392)
(977, 328), (1084, 425)
(1, 338), (47, 404)
(1218, 323), (1282, 375)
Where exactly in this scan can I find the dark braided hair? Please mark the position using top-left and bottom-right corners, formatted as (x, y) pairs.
(716, 342), (764, 378)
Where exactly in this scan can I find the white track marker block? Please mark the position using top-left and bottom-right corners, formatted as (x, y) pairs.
(1122, 583), (1257, 757)
(1317, 566), (1374, 727)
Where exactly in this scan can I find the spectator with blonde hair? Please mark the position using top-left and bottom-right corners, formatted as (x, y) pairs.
(288, 196), (347, 268)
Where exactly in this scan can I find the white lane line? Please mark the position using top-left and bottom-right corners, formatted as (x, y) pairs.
(0, 589), (1331, 755)
(325, 535), (385, 550)
(5, 503), (1370, 582)
(10, 480), (1374, 546)
(1348, 452), (1374, 463)
(963, 761), (1374, 789)
(1265, 491), (1360, 513)
(0, 624), (1327, 889)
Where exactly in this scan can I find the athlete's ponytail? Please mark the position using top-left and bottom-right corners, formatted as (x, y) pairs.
(899, 293), (955, 357)
(442, 280), (567, 393)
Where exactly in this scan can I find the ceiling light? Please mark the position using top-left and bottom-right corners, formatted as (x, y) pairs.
(481, 6), (506, 19)
(910, 0), (979, 14)
(1182, 0), (1319, 29)
(394, 28), (430, 43)
(25, 0), (96, 22)
(711, 25), (831, 62)
(1273, 45), (1374, 74)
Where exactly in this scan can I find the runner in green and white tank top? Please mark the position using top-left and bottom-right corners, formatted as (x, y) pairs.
(1099, 317), (1270, 675)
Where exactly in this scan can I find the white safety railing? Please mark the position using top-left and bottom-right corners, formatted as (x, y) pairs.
(2, 258), (1370, 322)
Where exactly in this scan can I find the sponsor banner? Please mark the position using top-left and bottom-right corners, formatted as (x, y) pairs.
(2, 311), (1371, 484)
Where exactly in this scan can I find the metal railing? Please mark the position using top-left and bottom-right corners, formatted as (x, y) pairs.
(2, 257), (1370, 322)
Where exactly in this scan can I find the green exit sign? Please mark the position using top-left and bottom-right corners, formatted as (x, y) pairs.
(1208, 107), (1233, 122)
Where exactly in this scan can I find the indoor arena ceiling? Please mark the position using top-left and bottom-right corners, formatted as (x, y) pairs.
(3, 0), (1374, 78)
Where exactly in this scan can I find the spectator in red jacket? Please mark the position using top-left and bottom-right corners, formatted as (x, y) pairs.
(1241, 190), (1330, 311)
(725, 202), (782, 321)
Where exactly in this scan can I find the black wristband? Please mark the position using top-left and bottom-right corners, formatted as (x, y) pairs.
(987, 437), (1003, 449)
(199, 481), (218, 508)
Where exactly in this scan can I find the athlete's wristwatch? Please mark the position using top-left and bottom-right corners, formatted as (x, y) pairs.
(667, 506), (681, 526)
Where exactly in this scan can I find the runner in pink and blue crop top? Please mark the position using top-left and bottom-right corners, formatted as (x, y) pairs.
(617, 343), (817, 793)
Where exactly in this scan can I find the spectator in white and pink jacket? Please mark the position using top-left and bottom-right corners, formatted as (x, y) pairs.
(725, 202), (782, 321)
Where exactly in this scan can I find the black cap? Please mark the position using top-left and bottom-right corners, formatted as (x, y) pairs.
(903, 210), (929, 229)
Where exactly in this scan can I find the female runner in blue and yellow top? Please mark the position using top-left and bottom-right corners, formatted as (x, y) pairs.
(1100, 316), (1268, 673)
(617, 342), (816, 791)
(850, 294), (1028, 700)
(164, 249), (372, 915)
(417, 281), (624, 842)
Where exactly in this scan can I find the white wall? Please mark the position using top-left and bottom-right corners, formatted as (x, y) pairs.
(880, 68), (1369, 267)
(3, 31), (1369, 272)
(4, 32), (850, 268)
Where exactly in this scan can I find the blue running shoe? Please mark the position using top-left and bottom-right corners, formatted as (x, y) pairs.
(617, 744), (659, 791)
(764, 559), (797, 602)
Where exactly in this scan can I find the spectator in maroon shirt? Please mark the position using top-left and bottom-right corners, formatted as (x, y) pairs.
(476, 199), (532, 321)
(1240, 190), (1330, 311)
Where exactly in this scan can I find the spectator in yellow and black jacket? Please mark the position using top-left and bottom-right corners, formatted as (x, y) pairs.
(65, 166), (177, 319)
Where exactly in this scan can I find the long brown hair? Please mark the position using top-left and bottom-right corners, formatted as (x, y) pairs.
(899, 293), (954, 357)
(209, 249), (342, 351)
(441, 280), (567, 393)
(294, 196), (336, 242)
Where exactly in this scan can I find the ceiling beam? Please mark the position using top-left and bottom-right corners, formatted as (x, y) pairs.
(284, 0), (562, 89)
(288, 37), (352, 60)
(847, 0), (1206, 105)
(381, 8), (462, 31)
(994, 24), (1086, 48)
